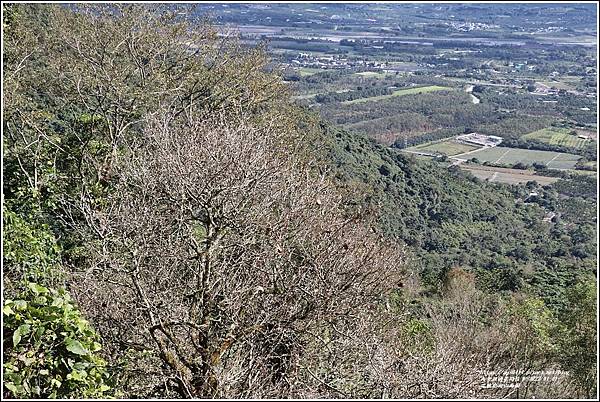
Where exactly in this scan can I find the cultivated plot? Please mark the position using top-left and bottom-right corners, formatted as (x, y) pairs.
(354, 71), (388, 78)
(465, 147), (581, 169)
(343, 85), (452, 104)
(410, 140), (479, 156)
(522, 127), (590, 149)
(461, 165), (560, 185)
(297, 67), (324, 76)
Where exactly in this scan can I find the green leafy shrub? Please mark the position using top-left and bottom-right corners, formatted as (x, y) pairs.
(556, 278), (597, 398)
(399, 318), (435, 355)
(3, 282), (112, 398)
(2, 206), (63, 289)
(507, 297), (558, 356)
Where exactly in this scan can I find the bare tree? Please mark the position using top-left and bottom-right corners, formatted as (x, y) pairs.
(68, 104), (405, 397)
(5, 5), (407, 397)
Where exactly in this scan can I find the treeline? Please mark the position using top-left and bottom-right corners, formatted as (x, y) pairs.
(321, 90), (481, 125)
(293, 69), (591, 150)
(501, 137), (579, 154)
(346, 112), (434, 144)
(339, 39), (438, 56)
(318, 90), (500, 145)
(273, 41), (340, 53)
(552, 175), (597, 200)
(477, 87), (560, 114)
(475, 115), (556, 139)
(501, 136), (596, 160)
(324, 125), (596, 316)
(471, 87), (595, 128)
(290, 70), (454, 99)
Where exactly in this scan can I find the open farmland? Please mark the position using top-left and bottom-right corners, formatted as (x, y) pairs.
(461, 165), (560, 185)
(569, 169), (597, 177)
(465, 147), (581, 169)
(297, 67), (324, 76)
(354, 71), (390, 78)
(343, 85), (451, 104)
(575, 129), (597, 140)
(522, 127), (591, 149)
(409, 139), (480, 156)
(292, 93), (318, 100)
(536, 80), (578, 91)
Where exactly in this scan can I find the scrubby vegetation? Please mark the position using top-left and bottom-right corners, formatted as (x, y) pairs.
(2, 4), (597, 399)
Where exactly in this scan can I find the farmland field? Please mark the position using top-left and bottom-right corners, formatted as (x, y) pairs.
(575, 129), (597, 140)
(343, 85), (452, 104)
(354, 71), (387, 78)
(465, 146), (581, 169)
(461, 165), (560, 185)
(292, 93), (318, 100)
(297, 67), (324, 76)
(569, 169), (597, 177)
(522, 127), (590, 149)
(536, 80), (578, 91)
(409, 140), (480, 156)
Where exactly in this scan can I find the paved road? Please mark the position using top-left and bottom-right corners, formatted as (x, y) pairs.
(465, 85), (481, 104)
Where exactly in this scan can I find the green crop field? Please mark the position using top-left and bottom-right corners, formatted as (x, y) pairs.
(353, 71), (399, 80)
(343, 85), (451, 104)
(466, 146), (581, 169)
(522, 127), (590, 149)
(410, 140), (479, 156)
(297, 68), (324, 77)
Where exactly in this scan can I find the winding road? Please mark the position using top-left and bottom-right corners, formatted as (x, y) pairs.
(465, 85), (480, 104)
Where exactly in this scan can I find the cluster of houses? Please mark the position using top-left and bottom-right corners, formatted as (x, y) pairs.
(508, 61), (536, 72)
(447, 21), (499, 32)
(289, 53), (388, 70)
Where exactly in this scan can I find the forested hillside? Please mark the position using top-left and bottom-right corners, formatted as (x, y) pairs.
(321, 125), (596, 310)
(2, 4), (597, 399)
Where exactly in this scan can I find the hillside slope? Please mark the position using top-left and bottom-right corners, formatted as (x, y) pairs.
(2, 4), (596, 399)
(320, 123), (596, 310)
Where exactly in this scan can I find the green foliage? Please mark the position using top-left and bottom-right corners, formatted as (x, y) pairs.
(2, 205), (63, 292)
(322, 123), (594, 309)
(3, 283), (112, 399)
(552, 174), (597, 199)
(556, 278), (597, 397)
(507, 297), (558, 356)
(2, 3), (596, 398)
(399, 318), (435, 355)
